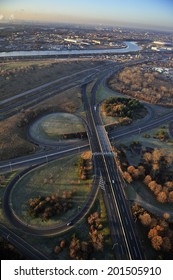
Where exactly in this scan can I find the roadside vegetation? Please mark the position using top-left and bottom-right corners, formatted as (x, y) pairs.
(79, 151), (93, 180)
(119, 145), (173, 203)
(68, 212), (104, 260)
(0, 237), (26, 260)
(132, 204), (173, 259)
(0, 111), (37, 160)
(28, 191), (75, 221)
(52, 194), (113, 260)
(108, 64), (173, 106)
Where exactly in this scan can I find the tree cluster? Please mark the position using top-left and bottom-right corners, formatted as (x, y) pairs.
(132, 204), (173, 253)
(79, 151), (93, 180)
(28, 191), (76, 220)
(88, 212), (104, 251)
(17, 109), (38, 127)
(69, 235), (93, 260)
(103, 97), (146, 120)
(154, 130), (170, 142)
(61, 131), (87, 140)
(68, 212), (104, 260)
(122, 148), (173, 203)
(54, 239), (66, 255)
(108, 66), (173, 106)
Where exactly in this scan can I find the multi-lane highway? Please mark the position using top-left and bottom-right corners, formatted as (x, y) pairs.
(0, 68), (98, 119)
(82, 72), (144, 259)
(1, 57), (172, 259)
(0, 142), (89, 174)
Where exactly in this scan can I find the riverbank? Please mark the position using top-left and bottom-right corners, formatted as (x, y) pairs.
(0, 42), (142, 58)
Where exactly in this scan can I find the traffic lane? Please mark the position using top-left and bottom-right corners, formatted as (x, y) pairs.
(109, 111), (173, 140)
(0, 66), (102, 106)
(101, 175), (130, 260)
(96, 153), (131, 259)
(0, 144), (89, 174)
(104, 155), (144, 259)
(83, 79), (133, 259)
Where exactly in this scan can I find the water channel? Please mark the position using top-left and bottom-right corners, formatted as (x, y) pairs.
(0, 41), (142, 58)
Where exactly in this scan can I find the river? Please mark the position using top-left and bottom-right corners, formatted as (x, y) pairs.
(0, 41), (141, 58)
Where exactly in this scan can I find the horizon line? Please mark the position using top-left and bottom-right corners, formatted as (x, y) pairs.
(0, 19), (173, 33)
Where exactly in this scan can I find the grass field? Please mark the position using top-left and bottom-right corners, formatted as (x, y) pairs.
(29, 113), (85, 144)
(10, 154), (93, 226)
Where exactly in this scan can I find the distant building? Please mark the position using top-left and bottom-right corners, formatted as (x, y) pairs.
(153, 41), (172, 46)
(64, 38), (78, 43)
(92, 40), (101, 45)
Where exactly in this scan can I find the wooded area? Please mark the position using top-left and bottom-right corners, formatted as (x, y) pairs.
(108, 65), (173, 106)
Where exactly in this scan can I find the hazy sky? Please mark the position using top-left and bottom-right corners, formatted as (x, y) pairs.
(1, 0), (173, 30)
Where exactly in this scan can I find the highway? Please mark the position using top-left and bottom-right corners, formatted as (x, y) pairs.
(1, 57), (172, 259)
(109, 109), (173, 140)
(0, 142), (89, 174)
(0, 62), (115, 119)
(82, 73), (144, 259)
(0, 70), (97, 119)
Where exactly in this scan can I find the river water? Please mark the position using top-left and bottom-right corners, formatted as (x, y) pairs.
(0, 41), (141, 58)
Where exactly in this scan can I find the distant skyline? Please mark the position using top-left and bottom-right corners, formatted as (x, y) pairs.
(0, 0), (173, 31)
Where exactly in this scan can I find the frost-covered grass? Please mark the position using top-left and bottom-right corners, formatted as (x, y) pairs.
(11, 155), (92, 226)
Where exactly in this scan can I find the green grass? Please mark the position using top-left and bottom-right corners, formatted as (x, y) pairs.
(11, 154), (93, 226)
